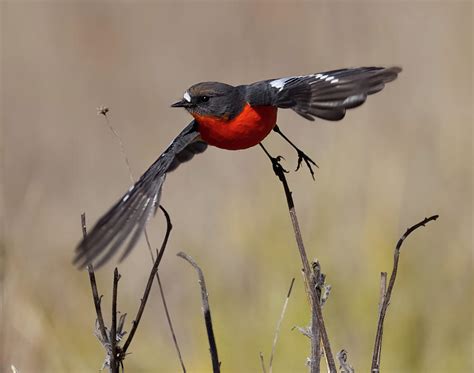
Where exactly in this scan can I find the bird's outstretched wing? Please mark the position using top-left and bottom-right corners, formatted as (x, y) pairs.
(249, 66), (401, 121)
(74, 120), (207, 269)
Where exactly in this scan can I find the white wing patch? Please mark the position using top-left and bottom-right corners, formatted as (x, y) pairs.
(270, 77), (292, 91)
(183, 91), (191, 102)
(309, 74), (338, 85)
(272, 73), (340, 91)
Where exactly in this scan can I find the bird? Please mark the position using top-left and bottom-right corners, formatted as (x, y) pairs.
(74, 66), (401, 269)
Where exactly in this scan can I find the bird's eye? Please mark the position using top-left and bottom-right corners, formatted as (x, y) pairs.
(200, 96), (210, 103)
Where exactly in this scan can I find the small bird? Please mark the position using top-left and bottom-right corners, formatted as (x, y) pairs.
(74, 66), (401, 269)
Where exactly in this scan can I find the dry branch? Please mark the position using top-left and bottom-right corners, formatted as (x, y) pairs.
(269, 278), (295, 373)
(98, 106), (133, 183)
(260, 146), (336, 373)
(82, 206), (173, 370)
(82, 213), (118, 371)
(122, 205), (172, 354)
(110, 268), (121, 373)
(370, 215), (439, 372)
(154, 264), (187, 371)
(259, 352), (267, 373)
(177, 252), (221, 373)
(81, 214), (110, 346)
(98, 108), (186, 371)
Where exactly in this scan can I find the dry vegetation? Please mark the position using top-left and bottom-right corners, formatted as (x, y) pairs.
(80, 138), (438, 372)
(2, 2), (472, 372)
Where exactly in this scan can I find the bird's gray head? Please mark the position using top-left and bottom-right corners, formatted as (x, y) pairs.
(171, 82), (242, 120)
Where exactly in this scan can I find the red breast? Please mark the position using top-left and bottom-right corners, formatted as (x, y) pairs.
(194, 104), (278, 150)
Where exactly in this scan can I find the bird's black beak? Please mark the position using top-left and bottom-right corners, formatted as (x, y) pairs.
(171, 99), (192, 108)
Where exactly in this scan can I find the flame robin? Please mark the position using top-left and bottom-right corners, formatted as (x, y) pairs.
(74, 66), (401, 268)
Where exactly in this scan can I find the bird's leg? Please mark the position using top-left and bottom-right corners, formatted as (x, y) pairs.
(273, 124), (318, 180)
(259, 143), (288, 182)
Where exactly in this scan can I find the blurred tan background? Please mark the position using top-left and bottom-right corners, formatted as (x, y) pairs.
(1, 1), (472, 372)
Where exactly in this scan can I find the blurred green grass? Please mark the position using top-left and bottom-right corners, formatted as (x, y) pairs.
(1, 1), (472, 372)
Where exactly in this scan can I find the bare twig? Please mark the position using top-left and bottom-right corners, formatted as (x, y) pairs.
(310, 260), (325, 371)
(177, 252), (220, 373)
(378, 272), (387, 316)
(259, 352), (267, 373)
(374, 271), (387, 366)
(122, 205), (173, 354)
(110, 268), (121, 373)
(293, 325), (312, 339)
(82, 213), (109, 346)
(269, 278), (295, 373)
(371, 214), (439, 372)
(84, 207), (169, 371)
(310, 295), (321, 372)
(99, 109), (186, 371)
(145, 231), (187, 372)
(83, 213), (120, 371)
(337, 349), (354, 373)
(260, 147), (336, 373)
(98, 107), (134, 183)
(313, 280), (335, 372)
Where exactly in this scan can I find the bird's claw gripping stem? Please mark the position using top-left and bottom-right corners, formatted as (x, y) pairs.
(270, 155), (289, 182)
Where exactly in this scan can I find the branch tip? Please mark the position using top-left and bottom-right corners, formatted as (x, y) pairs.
(371, 214), (439, 371)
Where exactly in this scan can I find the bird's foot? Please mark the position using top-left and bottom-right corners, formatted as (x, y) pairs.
(295, 149), (319, 180)
(270, 155), (289, 181)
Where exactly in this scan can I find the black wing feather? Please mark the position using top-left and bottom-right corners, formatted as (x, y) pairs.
(263, 66), (401, 121)
(74, 120), (207, 269)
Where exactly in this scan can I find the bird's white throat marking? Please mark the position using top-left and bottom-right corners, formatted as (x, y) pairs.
(183, 91), (191, 102)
